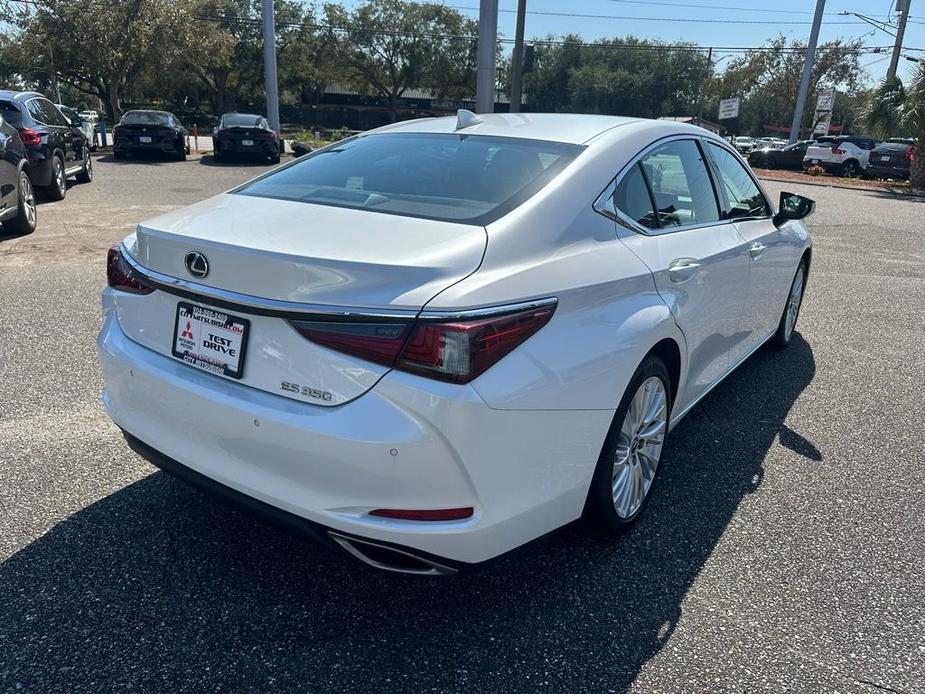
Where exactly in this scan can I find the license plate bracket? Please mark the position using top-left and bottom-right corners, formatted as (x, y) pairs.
(172, 302), (249, 379)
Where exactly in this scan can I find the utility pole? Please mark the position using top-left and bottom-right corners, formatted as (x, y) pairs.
(509, 0), (527, 113)
(789, 0), (826, 143)
(694, 46), (713, 125)
(476, 0), (499, 114)
(887, 0), (911, 81)
(261, 0), (281, 132)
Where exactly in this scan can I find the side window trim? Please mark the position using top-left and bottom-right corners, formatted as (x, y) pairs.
(636, 162), (661, 229)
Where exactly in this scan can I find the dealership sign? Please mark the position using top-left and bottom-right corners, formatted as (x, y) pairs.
(813, 89), (836, 136)
(718, 97), (740, 120)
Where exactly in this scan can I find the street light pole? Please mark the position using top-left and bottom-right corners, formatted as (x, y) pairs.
(789, 0), (826, 144)
(509, 0), (527, 113)
(887, 0), (911, 81)
(262, 0), (281, 132)
(475, 0), (499, 114)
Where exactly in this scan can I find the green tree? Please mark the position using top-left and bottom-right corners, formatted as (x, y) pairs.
(324, 0), (477, 122)
(1, 0), (187, 120)
(861, 67), (925, 190)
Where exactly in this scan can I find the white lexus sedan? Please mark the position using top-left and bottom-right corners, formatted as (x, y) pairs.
(98, 112), (814, 575)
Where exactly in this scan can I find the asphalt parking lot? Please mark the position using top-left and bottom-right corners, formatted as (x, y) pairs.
(1, 152), (923, 694)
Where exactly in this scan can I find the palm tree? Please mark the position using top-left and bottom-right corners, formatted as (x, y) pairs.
(861, 65), (925, 190)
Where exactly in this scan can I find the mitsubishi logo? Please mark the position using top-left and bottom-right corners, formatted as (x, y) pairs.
(184, 251), (209, 278)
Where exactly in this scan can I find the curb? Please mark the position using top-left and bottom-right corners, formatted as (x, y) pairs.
(756, 175), (925, 199)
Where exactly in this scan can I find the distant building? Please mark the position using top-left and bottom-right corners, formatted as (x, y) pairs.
(658, 116), (723, 135)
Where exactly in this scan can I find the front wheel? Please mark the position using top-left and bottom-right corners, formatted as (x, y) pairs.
(584, 356), (671, 534)
(770, 261), (807, 349)
(841, 160), (860, 178)
(2, 171), (37, 235)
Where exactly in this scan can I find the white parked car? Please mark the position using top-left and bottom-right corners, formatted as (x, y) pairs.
(803, 136), (880, 177)
(98, 112), (815, 574)
(733, 136), (756, 154)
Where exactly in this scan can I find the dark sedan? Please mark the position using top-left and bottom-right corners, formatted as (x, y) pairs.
(866, 139), (915, 180)
(113, 110), (189, 161)
(213, 113), (282, 164)
(748, 140), (814, 170)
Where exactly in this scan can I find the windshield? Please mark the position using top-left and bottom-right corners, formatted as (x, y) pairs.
(236, 133), (583, 225)
(121, 111), (172, 126)
(222, 114), (262, 128)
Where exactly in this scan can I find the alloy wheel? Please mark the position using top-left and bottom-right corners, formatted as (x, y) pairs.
(85, 151), (93, 181)
(843, 162), (858, 178)
(55, 158), (65, 195)
(612, 376), (668, 519)
(20, 173), (36, 228)
(784, 266), (805, 340)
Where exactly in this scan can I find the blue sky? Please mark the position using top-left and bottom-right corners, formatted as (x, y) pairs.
(369, 0), (925, 84)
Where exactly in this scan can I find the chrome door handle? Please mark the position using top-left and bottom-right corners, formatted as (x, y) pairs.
(668, 258), (701, 283)
(749, 242), (767, 258)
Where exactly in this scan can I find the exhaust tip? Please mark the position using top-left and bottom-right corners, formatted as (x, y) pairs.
(329, 532), (458, 576)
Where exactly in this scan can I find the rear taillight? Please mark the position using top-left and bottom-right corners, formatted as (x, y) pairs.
(18, 128), (41, 146)
(832, 147), (845, 154)
(291, 302), (556, 384)
(906, 147), (915, 161)
(107, 246), (154, 294)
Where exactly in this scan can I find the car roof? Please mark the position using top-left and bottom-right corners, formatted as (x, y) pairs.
(370, 112), (642, 145)
(0, 89), (44, 103)
(223, 112), (262, 118)
(124, 109), (172, 115)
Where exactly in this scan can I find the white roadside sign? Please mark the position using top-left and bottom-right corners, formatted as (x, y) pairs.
(718, 97), (740, 120)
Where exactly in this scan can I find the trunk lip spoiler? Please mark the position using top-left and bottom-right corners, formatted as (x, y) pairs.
(118, 244), (557, 323)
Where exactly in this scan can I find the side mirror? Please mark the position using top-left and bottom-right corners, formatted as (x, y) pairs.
(773, 191), (815, 226)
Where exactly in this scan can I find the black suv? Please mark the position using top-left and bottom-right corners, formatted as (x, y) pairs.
(0, 90), (92, 201)
(0, 112), (37, 235)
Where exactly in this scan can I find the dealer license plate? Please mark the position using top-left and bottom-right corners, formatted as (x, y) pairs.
(172, 302), (249, 379)
(242, 139), (254, 146)
(139, 136), (152, 143)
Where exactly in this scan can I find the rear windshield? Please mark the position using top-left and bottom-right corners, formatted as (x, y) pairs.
(121, 111), (171, 126)
(222, 114), (262, 127)
(0, 101), (23, 127)
(235, 133), (583, 225)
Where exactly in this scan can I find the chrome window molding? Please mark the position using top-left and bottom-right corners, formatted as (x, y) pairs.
(119, 245), (557, 324)
(701, 139), (774, 221)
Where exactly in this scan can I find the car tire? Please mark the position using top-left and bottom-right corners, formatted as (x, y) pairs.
(2, 170), (37, 236)
(841, 160), (860, 178)
(75, 149), (93, 184)
(770, 260), (808, 350)
(42, 154), (67, 201)
(269, 152), (281, 164)
(766, 156), (777, 169)
(583, 355), (671, 535)
(176, 145), (187, 162)
(114, 150), (127, 160)
(213, 150), (225, 163)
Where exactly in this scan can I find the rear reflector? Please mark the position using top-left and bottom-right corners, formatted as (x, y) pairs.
(107, 246), (154, 294)
(290, 302), (556, 384)
(370, 507), (474, 521)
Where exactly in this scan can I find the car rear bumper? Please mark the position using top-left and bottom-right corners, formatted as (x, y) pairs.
(97, 304), (610, 567)
(214, 139), (278, 157)
(114, 139), (183, 154)
(866, 164), (910, 179)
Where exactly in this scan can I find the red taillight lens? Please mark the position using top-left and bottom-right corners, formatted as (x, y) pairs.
(906, 147), (915, 161)
(18, 128), (42, 147)
(290, 320), (412, 368)
(370, 507), (474, 521)
(832, 147), (845, 154)
(290, 302), (556, 384)
(398, 305), (556, 383)
(107, 246), (154, 294)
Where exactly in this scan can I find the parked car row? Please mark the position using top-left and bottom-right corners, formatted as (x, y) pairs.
(747, 134), (916, 180)
(1, 89), (97, 235)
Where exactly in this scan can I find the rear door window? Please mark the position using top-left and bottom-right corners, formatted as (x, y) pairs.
(637, 139), (719, 228)
(0, 101), (23, 128)
(612, 163), (659, 230)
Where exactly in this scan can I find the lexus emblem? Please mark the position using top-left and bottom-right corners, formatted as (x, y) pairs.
(184, 251), (209, 278)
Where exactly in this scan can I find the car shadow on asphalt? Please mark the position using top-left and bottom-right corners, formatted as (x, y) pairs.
(0, 336), (817, 693)
(95, 153), (173, 166)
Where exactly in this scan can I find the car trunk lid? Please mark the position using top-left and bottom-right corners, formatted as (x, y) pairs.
(115, 193), (487, 406)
